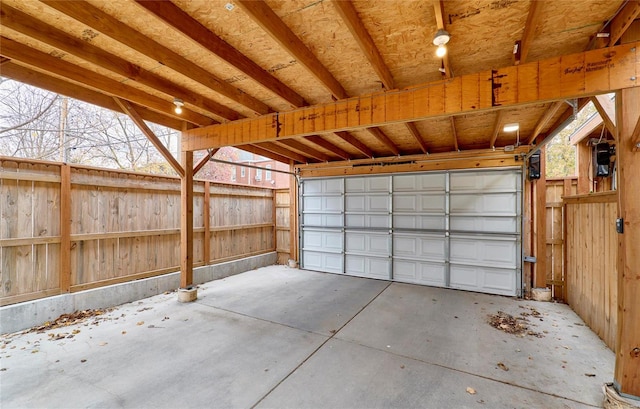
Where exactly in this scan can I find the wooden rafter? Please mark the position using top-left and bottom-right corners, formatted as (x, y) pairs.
(180, 41), (640, 150)
(0, 37), (214, 127)
(433, 0), (452, 78)
(193, 148), (220, 176)
(405, 122), (429, 154)
(489, 110), (504, 148)
(134, 0), (306, 109)
(278, 139), (332, 162)
(450, 117), (459, 151)
(517, 0), (543, 65)
(591, 95), (617, 135)
(237, 144), (291, 164)
(367, 127), (400, 156)
(257, 142), (311, 163)
(42, 0), (271, 116)
(332, 0), (394, 90)
(609, 0), (640, 47)
(333, 131), (375, 158)
(236, 0), (348, 100)
(304, 136), (351, 160)
(114, 97), (185, 177)
(528, 101), (565, 145)
(0, 4), (238, 122)
(0, 62), (184, 130)
(0, 56), (10, 66)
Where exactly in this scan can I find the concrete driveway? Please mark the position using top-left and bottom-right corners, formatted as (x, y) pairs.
(0, 265), (612, 408)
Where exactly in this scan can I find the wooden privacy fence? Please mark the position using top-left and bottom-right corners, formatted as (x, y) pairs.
(0, 157), (285, 307)
(565, 192), (618, 350)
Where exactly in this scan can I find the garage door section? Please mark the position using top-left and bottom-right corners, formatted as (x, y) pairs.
(300, 168), (522, 296)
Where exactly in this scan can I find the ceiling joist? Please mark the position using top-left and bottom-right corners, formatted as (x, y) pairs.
(257, 142), (311, 164)
(277, 139), (332, 162)
(367, 127), (401, 156)
(433, 0), (452, 78)
(528, 101), (565, 145)
(450, 117), (459, 151)
(609, 0), (640, 46)
(42, 0), (271, 116)
(489, 110), (504, 148)
(133, 0), (306, 109)
(237, 144), (292, 165)
(405, 122), (430, 154)
(333, 132), (375, 158)
(304, 136), (351, 160)
(236, 0), (348, 100)
(516, 0), (543, 65)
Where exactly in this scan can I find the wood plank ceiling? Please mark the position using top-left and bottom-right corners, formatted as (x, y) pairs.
(0, 0), (631, 164)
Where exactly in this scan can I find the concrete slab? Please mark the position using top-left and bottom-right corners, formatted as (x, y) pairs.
(336, 282), (613, 407)
(0, 266), (614, 409)
(196, 267), (390, 336)
(257, 338), (594, 409)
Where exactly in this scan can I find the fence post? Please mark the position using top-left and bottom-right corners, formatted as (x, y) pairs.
(203, 181), (210, 266)
(59, 163), (71, 293)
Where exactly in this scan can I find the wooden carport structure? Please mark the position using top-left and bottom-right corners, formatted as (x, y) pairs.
(1, 0), (638, 401)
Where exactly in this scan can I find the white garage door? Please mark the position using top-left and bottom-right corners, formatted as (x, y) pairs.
(300, 168), (522, 296)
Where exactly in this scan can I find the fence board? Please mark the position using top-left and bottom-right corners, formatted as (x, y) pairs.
(0, 157), (284, 306)
(565, 192), (617, 350)
(275, 189), (291, 264)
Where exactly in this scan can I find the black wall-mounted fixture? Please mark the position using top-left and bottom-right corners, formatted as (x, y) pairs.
(528, 151), (541, 180)
(593, 142), (611, 177)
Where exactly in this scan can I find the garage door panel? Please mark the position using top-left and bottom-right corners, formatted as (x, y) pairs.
(393, 173), (446, 191)
(346, 176), (390, 192)
(393, 214), (446, 230)
(345, 255), (390, 279)
(450, 236), (517, 268)
(303, 213), (343, 227)
(393, 234), (446, 260)
(303, 230), (343, 252)
(346, 195), (390, 213)
(393, 260), (446, 286)
(303, 251), (343, 274)
(450, 171), (518, 192)
(345, 232), (390, 255)
(450, 216), (518, 233)
(450, 265), (515, 296)
(304, 178), (343, 194)
(345, 214), (390, 228)
(393, 194), (446, 213)
(450, 193), (516, 215)
(304, 196), (343, 213)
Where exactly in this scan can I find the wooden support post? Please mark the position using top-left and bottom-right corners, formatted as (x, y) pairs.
(576, 141), (591, 194)
(533, 148), (547, 288)
(203, 181), (210, 266)
(613, 87), (640, 399)
(59, 163), (71, 293)
(523, 177), (533, 295)
(180, 150), (194, 288)
(272, 189), (277, 253)
(562, 178), (573, 302)
(289, 160), (298, 262)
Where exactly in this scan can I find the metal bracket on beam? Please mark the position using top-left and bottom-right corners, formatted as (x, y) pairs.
(565, 99), (579, 116)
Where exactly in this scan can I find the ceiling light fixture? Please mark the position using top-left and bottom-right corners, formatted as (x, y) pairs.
(433, 29), (450, 58)
(173, 98), (184, 115)
(503, 123), (519, 132)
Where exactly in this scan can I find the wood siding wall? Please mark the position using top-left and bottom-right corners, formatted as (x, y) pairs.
(0, 157), (281, 306)
(565, 192), (618, 350)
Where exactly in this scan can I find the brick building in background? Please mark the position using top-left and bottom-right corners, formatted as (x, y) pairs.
(229, 150), (290, 189)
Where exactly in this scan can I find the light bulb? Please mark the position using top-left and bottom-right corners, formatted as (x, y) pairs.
(436, 44), (447, 58)
(174, 105), (183, 114)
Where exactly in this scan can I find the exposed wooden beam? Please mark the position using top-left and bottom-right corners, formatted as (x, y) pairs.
(257, 142), (311, 164)
(1, 37), (214, 127)
(278, 139), (332, 162)
(528, 101), (565, 144)
(193, 148), (220, 176)
(489, 110), (504, 148)
(517, 0), (543, 65)
(180, 149), (194, 288)
(333, 131), (375, 158)
(450, 117), (459, 151)
(609, 0), (640, 46)
(367, 127), (401, 156)
(304, 135), (351, 160)
(42, 0), (271, 116)
(113, 97), (185, 178)
(332, 0), (394, 90)
(134, 0), (306, 109)
(0, 4), (238, 122)
(0, 62), (184, 130)
(405, 122), (429, 154)
(0, 56), (10, 66)
(236, 0), (348, 100)
(433, 0), (452, 78)
(591, 94), (617, 135)
(183, 41), (640, 150)
(237, 144), (292, 164)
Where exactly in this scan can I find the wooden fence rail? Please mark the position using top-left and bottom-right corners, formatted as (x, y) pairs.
(565, 192), (618, 350)
(0, 157), (285, 306)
